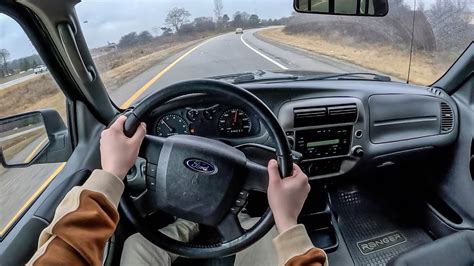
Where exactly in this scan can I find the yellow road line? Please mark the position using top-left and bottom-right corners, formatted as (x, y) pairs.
(0, 162), (66, 236)
(120, 38), (213, 109)
(23, 137), (48, 164)
(0, 37), (211, 237)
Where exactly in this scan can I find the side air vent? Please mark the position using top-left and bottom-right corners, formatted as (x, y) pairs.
(440, 102), (454, 133)
(427, 87), (443, 96)
(294, 104), (357, 127)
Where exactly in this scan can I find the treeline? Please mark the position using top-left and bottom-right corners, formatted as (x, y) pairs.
(9, 54), (43, 72)
(117, 7), (288, 49)
(0, 51), (43, 78)
(284, 0), (472, 57)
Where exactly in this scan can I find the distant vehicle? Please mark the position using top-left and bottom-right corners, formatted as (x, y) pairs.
(235, 28), (243, 34)
(33, 65), (47, 74)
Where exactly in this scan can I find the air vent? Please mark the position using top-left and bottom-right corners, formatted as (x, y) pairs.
(440, 102), (454, 133)
(427, 87), (443, 96)
(294, 107), (326, 127)
(328, 104), (358, 124)
(294, 104), (357, 127)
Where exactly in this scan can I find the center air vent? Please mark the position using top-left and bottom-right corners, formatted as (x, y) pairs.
(328, 105), (358, 124)
(440, 102), (454, 133)
(294, 104), (357, 127)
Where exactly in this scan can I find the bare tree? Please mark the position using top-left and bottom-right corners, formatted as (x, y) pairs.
(0, 49), (10, 77)
(214, 0), (224, 19)
(426, 0), (472, 51)
(165, 7), (191, 33)
(160, 27), (173, 36)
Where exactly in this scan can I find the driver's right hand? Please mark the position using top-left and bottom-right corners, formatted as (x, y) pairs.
(267, 159), (311, 233)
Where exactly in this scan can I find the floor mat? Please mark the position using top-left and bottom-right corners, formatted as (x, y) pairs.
(330, 187), (433, 266)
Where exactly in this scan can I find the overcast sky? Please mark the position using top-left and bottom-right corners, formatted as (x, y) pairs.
(75, 0), (295, 48)
(0, 0), (449, 60)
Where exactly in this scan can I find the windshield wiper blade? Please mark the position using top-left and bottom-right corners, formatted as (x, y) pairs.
(233, 76), (299, 84)
(210, 70), (298, 84)
(297, 72), (391, 82)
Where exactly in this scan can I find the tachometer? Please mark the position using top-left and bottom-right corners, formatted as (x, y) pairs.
(218, 109), (252, 136)
(156, 114), (189, 137)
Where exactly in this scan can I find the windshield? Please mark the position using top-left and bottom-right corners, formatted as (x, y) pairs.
(75, 0), (473, 106)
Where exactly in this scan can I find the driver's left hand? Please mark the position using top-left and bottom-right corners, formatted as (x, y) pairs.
(100, 115), (147, 179)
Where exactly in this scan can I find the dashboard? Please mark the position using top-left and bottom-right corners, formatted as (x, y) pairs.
(143, 80), (459, 180)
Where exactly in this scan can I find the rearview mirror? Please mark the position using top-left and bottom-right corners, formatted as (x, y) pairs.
(0, 109), (71, 168)
(294, 0), (389, 16)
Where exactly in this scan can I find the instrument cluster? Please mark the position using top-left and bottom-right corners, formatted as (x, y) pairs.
(152, 104), (260, 138)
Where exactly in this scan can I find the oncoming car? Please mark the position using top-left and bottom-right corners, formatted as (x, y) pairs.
(0, 0), (472, 265)
(33, 65), (47, 74)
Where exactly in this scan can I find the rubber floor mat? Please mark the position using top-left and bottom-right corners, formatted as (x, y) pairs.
(330, 187), (432, 266)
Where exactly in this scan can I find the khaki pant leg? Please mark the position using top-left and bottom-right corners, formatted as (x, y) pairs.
(120, 219), (199, 266)
(234, 214), (279, 266)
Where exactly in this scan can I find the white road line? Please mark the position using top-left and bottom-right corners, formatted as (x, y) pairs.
(240, 33), (288, 70)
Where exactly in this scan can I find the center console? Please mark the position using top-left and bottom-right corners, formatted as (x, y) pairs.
(278, 97), (365, 179)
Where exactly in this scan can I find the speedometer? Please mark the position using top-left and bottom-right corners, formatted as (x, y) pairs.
(218, 109), (252, 136)
(156, 114), (189, 137)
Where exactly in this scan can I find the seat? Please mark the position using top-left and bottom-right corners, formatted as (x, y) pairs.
(388, 230), (474, 266)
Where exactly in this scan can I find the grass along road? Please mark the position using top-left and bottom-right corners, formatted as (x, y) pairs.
(258, 27), (447, 85)
(0, 33), (221, 119)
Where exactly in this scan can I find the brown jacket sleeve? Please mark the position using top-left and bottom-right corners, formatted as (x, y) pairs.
(27, 170), (124, 266)
(273, 224), (328, 266)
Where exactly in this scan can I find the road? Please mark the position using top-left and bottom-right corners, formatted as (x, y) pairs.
(0, 125), (43, 140)
(0, 28), (369, 233)
(0, 73), (46, 90)
(109, 28), (367, 105)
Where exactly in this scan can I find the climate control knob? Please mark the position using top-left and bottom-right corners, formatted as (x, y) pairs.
(352, 146), (364, 157)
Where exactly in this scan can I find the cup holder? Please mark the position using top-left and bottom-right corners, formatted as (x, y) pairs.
(298, 211), (338, 252)
(299, 212), (331, 230)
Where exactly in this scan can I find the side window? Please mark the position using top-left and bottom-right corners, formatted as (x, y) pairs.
(0, 15), (67, 237)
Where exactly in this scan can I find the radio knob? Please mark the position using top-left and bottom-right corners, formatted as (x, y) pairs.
(352, 146), (364, 157)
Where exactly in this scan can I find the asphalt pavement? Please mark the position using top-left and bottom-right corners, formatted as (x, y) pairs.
(0, 73), (46, 90)
(109, 28), (367, 105)
(0, 27), (369, 233)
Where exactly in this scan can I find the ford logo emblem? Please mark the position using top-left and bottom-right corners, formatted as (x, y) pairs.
(184, 159), (217, 174)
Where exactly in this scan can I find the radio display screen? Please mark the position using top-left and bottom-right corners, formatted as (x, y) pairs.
(306, 139), (340, 147)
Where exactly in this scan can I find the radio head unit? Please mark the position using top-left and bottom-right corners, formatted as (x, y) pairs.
(295, 126), (352, 159)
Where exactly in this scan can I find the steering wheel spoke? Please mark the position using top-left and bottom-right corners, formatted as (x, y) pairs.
(217, 213), (245, 242)
(243, 160), (269, 193)
(139, 135), (166, 163)
(129, 189), (158, 218)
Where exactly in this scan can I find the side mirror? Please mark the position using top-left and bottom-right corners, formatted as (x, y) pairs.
(0, 109), (72, 168)
(294, 0), (389, 16)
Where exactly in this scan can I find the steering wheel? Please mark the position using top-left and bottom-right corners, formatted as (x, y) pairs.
(120, 79), (293, 258)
